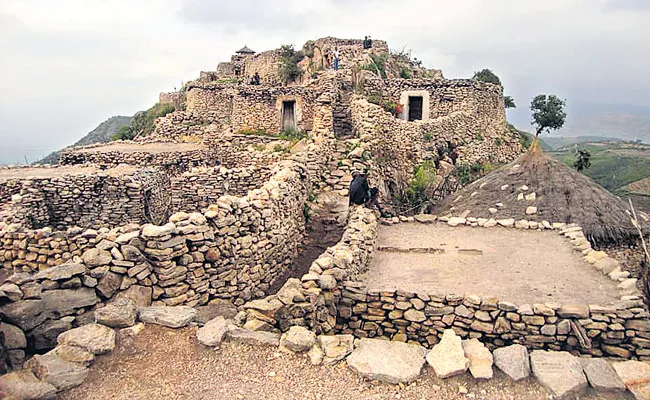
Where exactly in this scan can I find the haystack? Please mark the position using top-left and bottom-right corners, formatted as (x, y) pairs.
(434, 139), (643, 245)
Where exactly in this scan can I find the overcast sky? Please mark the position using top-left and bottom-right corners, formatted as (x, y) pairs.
(1, 0), (649, 163)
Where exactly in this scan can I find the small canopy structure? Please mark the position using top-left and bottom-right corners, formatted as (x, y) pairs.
(236, 45), (255, 55)
(434, 140), (645, 246)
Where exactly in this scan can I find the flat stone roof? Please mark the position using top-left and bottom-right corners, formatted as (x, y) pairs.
(363, 223), (622, 306)
(0, 165), (142, 180)
(70, 142), (206, 154)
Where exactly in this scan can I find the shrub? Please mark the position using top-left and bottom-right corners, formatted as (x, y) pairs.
(404, 161), (438, 205)
(361, 53), (388, 79)
(424, 133), (433, 142)
(278, 128), (307, 142)
(112, 102), (175, 141)
(252, 144), (266, 151)
(278, 44), (304, 84)
(476, 132), (484, 141)
(495, 137), (503, 147)
(400, 68), (412, 79)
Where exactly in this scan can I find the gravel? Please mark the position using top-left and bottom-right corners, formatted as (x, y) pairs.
(59, 326), (632, 400)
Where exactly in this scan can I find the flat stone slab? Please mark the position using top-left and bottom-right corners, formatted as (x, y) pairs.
(426, 329), (469, 379)
(25, 353), (88, 391)
(57, 323), (116, 355)
(226, 326), (280, 346)
(612, 360), (650, 393)
(34, 263), (86, 281)
(346, 338), (427, 384)
(580, 358), (625, 392)
(45, 345), (95, 367)
(462, 338), (493, 380)
(530, 350), (588, 399)
(138, 306), (197, 328)
(319, 334), (354, 365)
(493, 344), (530, 381)
(196, 316), (229, 347)
(0, 370), (57, 399)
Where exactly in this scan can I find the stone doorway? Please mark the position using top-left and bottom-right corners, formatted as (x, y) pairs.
(408, 96), (423, 121)
(282, 100), (296, 131)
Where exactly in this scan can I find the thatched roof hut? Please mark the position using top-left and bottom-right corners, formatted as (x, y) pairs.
(434, 141), (645, 245)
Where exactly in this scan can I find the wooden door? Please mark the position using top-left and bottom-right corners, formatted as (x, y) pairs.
(282, 101), (296, 131)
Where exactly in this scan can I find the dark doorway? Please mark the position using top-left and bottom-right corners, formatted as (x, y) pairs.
(282, 100), (296, 131)
(408, 96), (423, 121)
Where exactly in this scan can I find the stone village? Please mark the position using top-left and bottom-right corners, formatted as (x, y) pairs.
(0, 37), (649, 399)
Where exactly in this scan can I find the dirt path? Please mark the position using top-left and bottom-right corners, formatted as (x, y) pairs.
(363, 223), (621, 306)
(270, 193), (348, 293)
(59, 326), (631, 400)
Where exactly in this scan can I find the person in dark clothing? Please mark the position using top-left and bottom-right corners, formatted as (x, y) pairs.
(250, 72), (261, 85)
(349, 170), (388, 217)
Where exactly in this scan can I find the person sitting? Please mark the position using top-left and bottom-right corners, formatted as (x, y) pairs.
(349, 170), (388, 217)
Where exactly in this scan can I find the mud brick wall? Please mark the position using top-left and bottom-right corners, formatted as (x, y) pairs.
(170, 164), (275, 212)
(0, 168), (171, 230)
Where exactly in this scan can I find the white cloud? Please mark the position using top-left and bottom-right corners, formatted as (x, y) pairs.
(0, 0), (649, 162)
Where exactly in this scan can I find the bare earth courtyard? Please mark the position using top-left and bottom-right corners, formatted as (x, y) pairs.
(59, 326), (631, 400)
(362, 223), (621, 306)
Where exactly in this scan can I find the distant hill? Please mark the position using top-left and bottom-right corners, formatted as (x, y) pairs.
(509, 102), (650, 145)
(542, 135), (621, 150)
(550, 140), (650, 202)
(35, 116), (132, 164)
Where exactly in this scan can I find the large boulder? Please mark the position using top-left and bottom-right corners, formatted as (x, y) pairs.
(196, 316), (229, 347)
(0, 370), (57, 399)
(138, 306), (197, 328)
(280, 326), (316, 353)
(346, 338), (427, 384)
(57, 323), (116, 355)
(25, 354), (88, 391)
(0, 300), (48, 331)
(426, 329), (469, 379)
(45, 345), (95, 367)
(462, 339), (493, 380)
(530, 351), (588, 399)
(580, 358), (625, 392)
(95, 298), (137, 328)
(493, 344), (530, 381)
(0, 322), (26, 349)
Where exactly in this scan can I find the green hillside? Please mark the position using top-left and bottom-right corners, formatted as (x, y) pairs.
(550, 141), (650, 194)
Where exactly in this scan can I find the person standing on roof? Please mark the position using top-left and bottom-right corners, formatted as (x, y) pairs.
(333, 47), (340, 71)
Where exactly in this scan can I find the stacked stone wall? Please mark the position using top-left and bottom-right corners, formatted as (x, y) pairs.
(158, 91), (186, 110)
(60, 143), (215, 175)
(170, 164), (275, 212)
(0, 159), (313, 363)
(0, 168), (170, 231)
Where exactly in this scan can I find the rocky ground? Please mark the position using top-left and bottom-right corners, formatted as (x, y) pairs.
(59, 326), (633, 400)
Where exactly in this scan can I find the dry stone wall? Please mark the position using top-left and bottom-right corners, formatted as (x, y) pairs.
(0, 167), (170, 231)
(60, 143), (215, 175)
(170, 164), (275, 213)
(159, 91), (187, 110)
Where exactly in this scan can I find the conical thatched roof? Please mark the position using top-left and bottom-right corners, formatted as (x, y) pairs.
(434, 141), (643, 245)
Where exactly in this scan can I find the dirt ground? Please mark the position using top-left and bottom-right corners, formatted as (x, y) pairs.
(59, 326), (632, 400)
(72, 142), (205, 154)
(363, 223), (621, 306)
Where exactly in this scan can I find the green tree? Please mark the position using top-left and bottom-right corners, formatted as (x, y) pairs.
(472, 69), (501, 86)
(278, 44), (304, 84)
(574, 149), (591, 171)
(530, 94), (567, 137)
(473, 69), (516, 109)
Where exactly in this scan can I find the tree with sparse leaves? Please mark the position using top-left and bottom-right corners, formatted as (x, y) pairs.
(504, 95), (516, 109)
(530, 94), (567, 137)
